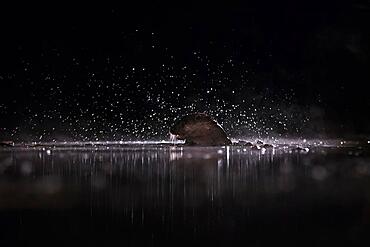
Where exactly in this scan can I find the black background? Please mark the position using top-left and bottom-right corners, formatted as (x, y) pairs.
(1, 1), (370, 141)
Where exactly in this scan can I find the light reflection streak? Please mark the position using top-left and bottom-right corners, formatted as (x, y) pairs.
(0, 142), (369, 236)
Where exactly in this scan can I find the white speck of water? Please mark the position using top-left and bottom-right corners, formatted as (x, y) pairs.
(217, 159), (223, 167)
(170, 134), (177, 143)
(226, 146), (230, 167)
(46, 150), (51, 155)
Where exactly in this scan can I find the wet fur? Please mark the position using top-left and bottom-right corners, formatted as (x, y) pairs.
(170, 113), (231, 146)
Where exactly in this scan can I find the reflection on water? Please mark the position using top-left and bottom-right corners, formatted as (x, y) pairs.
(1, 143), (370, 246)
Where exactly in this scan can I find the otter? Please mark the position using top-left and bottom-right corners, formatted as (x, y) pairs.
(169, 113), (232, 146)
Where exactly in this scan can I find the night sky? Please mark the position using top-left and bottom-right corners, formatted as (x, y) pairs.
(1, 2), (370, 141)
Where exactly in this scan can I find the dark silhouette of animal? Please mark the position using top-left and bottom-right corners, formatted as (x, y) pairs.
(169, 113), (232, 146)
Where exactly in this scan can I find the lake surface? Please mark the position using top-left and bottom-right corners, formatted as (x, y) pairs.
(1, 141), (370, 246)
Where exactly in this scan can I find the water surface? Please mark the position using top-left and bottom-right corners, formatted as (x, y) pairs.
(1, 141), (370, 246)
